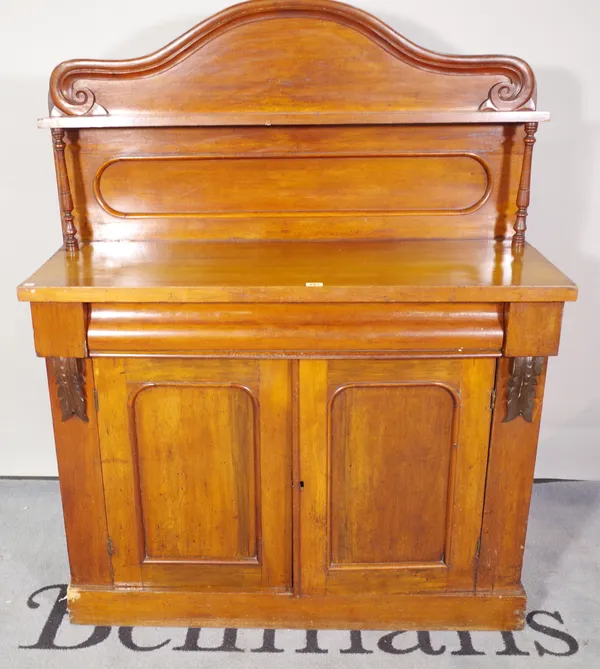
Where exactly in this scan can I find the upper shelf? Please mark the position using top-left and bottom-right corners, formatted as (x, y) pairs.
(17, 239), (577, 304)
(38, 110), (550, 129)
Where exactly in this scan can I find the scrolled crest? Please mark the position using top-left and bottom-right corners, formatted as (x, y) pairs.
(479, 66), (536, 111)
(65, 84), (96, 115)
(49, 0), (536, 117)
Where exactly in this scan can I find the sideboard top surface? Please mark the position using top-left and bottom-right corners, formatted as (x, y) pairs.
(18, 239), (577, 304)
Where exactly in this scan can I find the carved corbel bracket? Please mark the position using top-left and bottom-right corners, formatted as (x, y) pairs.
(503, 356), (544, 423)
(50, 357), (88, 423)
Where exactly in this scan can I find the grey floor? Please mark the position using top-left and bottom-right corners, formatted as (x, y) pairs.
(0, 479), (599, 667)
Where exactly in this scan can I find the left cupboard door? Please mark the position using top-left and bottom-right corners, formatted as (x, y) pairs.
(93, 357), (292, 592)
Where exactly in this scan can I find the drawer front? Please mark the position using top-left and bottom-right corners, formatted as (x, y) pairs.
(88, 303), (504, 356)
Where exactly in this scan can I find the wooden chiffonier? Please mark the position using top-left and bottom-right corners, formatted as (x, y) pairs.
(18, 0), (577, 630)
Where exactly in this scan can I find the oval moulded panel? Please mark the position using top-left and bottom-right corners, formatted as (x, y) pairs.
(94, 153), (492, 219)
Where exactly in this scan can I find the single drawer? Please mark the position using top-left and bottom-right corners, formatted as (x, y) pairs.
(88, 303), (504, 356)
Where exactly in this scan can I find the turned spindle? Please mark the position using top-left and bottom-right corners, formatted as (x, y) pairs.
(512, 122), (538, 253)
(51, 128), (79, 252)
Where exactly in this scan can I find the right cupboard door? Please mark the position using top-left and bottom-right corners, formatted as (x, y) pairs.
(298, 358), (496, 595)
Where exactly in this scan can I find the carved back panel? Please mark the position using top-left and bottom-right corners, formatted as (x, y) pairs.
(50, 0), (536, 117)
(48, 0), (541, 243)
(66, 124), (525, 242)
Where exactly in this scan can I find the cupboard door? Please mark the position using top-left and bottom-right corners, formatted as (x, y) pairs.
(298, 358), (495, 595)
(94, 358), (292, 591)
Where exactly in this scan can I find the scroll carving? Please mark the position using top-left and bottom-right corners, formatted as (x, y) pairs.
(512, 122), (538, 252)
(480, 80), (536, 112)
(51, 129), (79, 252)
(48, 0), (536, 117)
(51, 357), (88, 423)
(504, 356), (544, 423)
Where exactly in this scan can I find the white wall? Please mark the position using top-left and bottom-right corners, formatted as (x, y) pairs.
(0, 0), (598, 478)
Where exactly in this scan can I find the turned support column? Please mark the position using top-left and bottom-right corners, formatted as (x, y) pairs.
(51, 128), (79, 252)
(512, 122), (538, 253)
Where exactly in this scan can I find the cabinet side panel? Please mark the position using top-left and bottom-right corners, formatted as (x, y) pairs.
(45, 358), (112, 585)
(477, 357), (547, 592)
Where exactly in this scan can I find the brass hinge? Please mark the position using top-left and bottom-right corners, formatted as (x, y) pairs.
(107, 537), (114, 557)
(490, 388), (496, 411)
(94, 387), (99, 413)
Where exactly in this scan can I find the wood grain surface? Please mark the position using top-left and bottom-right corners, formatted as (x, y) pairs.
(48, 0), (536, 118)
(67, 586), (526, 630)
(21, 0), (577, 632)
(299, 358), (495, 596)
(18, 240), (577, 304)
(93, 358), (292, 591)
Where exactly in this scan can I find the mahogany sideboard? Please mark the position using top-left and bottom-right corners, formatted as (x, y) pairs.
(18, 0), (577, 630)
